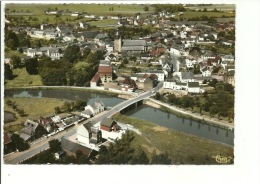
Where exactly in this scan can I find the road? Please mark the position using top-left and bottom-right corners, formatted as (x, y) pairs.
(4, 84), (162, 164)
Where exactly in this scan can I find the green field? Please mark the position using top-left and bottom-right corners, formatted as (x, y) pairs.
(186, 4), (235, 11)
(4, 97), (67, 132)
(5, 67), (43, 88)
(113, 113), (233, 164)
(5, 3), (154, 16)
(182, 11), (235, 19)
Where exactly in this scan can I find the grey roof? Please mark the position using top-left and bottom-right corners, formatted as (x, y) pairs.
(83, 123), (93, 132)
(188, 82), (200, 88)
(176, 82), (187, 86)
(122, 39), (146, 46)
(121, 46), (144, 51)
(181, 72), (194, 80)
(101, 118), (115, 127)
(99, 60), (111, 66)
(81, 109), (93, 116)
(228, 70), (235, 76)
(61, 138), (92, 156)
(20, 133), (31, 141)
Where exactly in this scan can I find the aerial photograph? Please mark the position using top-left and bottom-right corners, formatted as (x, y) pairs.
(3, 3), (235, 165)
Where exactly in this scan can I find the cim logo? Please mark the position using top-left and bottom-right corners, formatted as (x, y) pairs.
(212, 154), (233, 164)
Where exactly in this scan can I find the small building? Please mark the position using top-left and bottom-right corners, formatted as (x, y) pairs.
(100, 118), (120, 132)
(187, 82), (201, 93)
(55, 150), (66, 160)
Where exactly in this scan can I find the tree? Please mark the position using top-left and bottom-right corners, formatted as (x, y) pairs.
(150, 151), (172, 164)
(5, 29), (19, 49)
(48, 139), (61, 153)
(11, 55), (21, 69)
(143, 6), (149, 11)
(4, 64), (13, 80)
(131, 147), (149, 164)
(63, 45), (81, 63)
(11, 133), (30, 151)
(25, 58), (38, 75)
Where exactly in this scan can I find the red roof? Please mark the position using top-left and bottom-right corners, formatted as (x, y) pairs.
(91, 73), (100, 82)
(98, 66), (112, 74)
(4, 132), (12, 145)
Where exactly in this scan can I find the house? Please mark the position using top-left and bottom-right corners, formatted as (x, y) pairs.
(55, 150), (66, 160)
(121, 77), (138, 91)
(201, 67), (212, 77)
(143, 74), (158, 91)
(187, 82), (201, 93)
(77, 123), (102, 146)
(81, 101), (105, 118)
(224, 70), (235, 86)
(100, 118), (120, 132)
(4, 132), (14, 154)
(163, 80), (176, 89)
(97, 65), (113, 84)
(90, 73), (101, 88)
(61, 137), (97, 158)
(37, 117), (53, 133)
(79, 22), (88, 28)
(179, 72), (195, 82)
(20, 120), (40, 142)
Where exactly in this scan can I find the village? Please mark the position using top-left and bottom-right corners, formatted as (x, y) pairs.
(4, 4), (235, 164)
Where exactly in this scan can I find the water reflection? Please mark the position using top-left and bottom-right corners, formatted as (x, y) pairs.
(198, 123), (201, 129)
(216, 127), (219, 135)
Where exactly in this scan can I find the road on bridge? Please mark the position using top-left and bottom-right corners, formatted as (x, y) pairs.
(4, 84), (163, 164)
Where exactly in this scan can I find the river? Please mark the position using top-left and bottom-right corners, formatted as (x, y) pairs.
(4, 89), (234, 146)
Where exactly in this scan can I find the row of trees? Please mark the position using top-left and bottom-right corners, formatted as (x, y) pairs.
(153, 4), (186, 13)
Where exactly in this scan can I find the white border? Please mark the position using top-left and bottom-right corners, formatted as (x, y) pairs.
(2, 1), (260, 184)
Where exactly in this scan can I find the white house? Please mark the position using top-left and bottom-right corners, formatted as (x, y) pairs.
(187, 82), (201, 93)
(201, 67), (212, 77)
(77, 123), (102, 147)
(163, 81), (176, 89)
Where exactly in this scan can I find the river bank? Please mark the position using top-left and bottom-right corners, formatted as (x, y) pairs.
(112, 113), (234, 164)
(144, 98), (234, 131)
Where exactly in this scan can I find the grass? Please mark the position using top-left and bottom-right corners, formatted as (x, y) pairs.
(4, 67), (43, 88)
(5, 4), (154, 16)
(4, 97), (68, 133)
(88, 19), (118, 27)
(182, 11), (235, 19)
(113, 113), (234, 164)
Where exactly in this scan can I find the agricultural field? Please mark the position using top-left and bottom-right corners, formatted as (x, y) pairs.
(5, 3), (154, 16)
(185, 4), (235, 11)
(182, 11), (235, 19)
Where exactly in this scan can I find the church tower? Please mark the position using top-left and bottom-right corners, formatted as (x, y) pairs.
(114, 28), (122, 53)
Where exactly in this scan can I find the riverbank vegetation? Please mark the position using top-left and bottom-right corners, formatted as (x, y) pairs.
(155, 79), (234, 122)
(112, 113), (233, 164)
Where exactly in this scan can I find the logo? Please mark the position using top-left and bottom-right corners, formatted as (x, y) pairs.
(212, 154), (233, 164)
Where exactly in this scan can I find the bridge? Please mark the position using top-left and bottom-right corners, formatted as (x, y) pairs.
(90, 82), (164, 123)
(4, 83), (163, 164)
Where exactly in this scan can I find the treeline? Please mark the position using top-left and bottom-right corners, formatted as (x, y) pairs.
(117, 26), (157, 38)
(5, 28), (31, 50)
(153, 4), (186, 13)
(156, 79), (234, 120)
